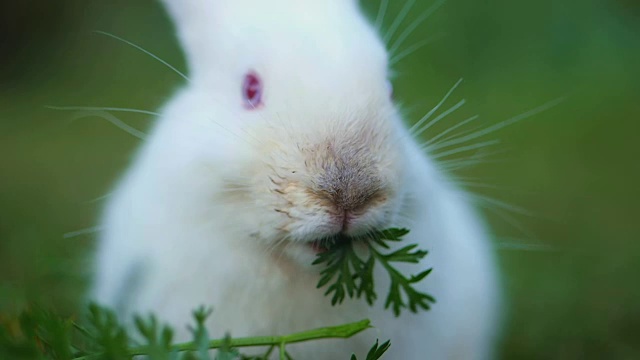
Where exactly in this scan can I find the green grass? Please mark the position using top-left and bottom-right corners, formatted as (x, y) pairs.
(1, 0), (640, 358)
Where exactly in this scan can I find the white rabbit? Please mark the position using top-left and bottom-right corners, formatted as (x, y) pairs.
(91, 0), (501, 358)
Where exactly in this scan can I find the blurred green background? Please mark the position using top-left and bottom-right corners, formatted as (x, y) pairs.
(1, 0), (639, 358)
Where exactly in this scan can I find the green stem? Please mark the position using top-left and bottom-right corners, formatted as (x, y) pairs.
(370, 247), (394, 276)
(263, 344), (275, 358)
(72, 319), (371, 360)
(279, 341), (286, 360)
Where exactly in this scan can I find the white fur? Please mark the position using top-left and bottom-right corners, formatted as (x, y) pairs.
(91, 1), (500, 358)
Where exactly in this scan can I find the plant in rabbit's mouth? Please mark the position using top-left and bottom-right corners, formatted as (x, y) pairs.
(313, 228), (435, 316)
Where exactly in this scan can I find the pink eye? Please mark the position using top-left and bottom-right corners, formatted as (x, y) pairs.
(242, 71), (263, 109)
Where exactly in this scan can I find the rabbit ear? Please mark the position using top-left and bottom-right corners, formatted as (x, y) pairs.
(160, 0), (226, 79)
(160, 0), (361, 80)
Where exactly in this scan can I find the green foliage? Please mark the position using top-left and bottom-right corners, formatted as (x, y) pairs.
(0, 304), (384, 360)
(86, 303), (130, 359)
(314, 228), (435, 316)
(132, 313), (175, 359)
(350, 339), (390, 360)
(1, 228), (431, 359)
(188, 307), (213, 360)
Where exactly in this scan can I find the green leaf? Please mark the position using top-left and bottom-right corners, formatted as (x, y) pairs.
(315, 241), (371, 306)
(366, 339), (391, 360)
(215, 334), (240, 360)
(86, 302), (130, 359)
(378, 228), (410, 241)
(382, 244), (428, 263)
(133, 313), (174, 359)
(188, 306), (213, 360)
(410, 269), (433, 283)
(314, 228), (435, 317)
(351, 339), (391, 360)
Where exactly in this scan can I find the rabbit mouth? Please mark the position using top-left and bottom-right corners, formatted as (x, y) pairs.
(307, 233), (356, 254)
(310, 240), (329, 253)
(275, 233), (371, 269)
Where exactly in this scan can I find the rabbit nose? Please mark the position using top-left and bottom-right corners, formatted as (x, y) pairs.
(311, 158), (386, 216)
(320, 177), (383, 213)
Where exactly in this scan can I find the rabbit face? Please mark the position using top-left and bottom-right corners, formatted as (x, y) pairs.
(159, 0), (409, 265)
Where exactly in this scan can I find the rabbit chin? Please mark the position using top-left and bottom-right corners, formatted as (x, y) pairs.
(274, 236), (345, 269)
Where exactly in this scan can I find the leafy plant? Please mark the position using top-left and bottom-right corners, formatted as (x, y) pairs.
(0, 304), (388, 360)
(350, 339), (391, 360)
(0, 227), (432, 359)
(313, 228), (435, 316)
